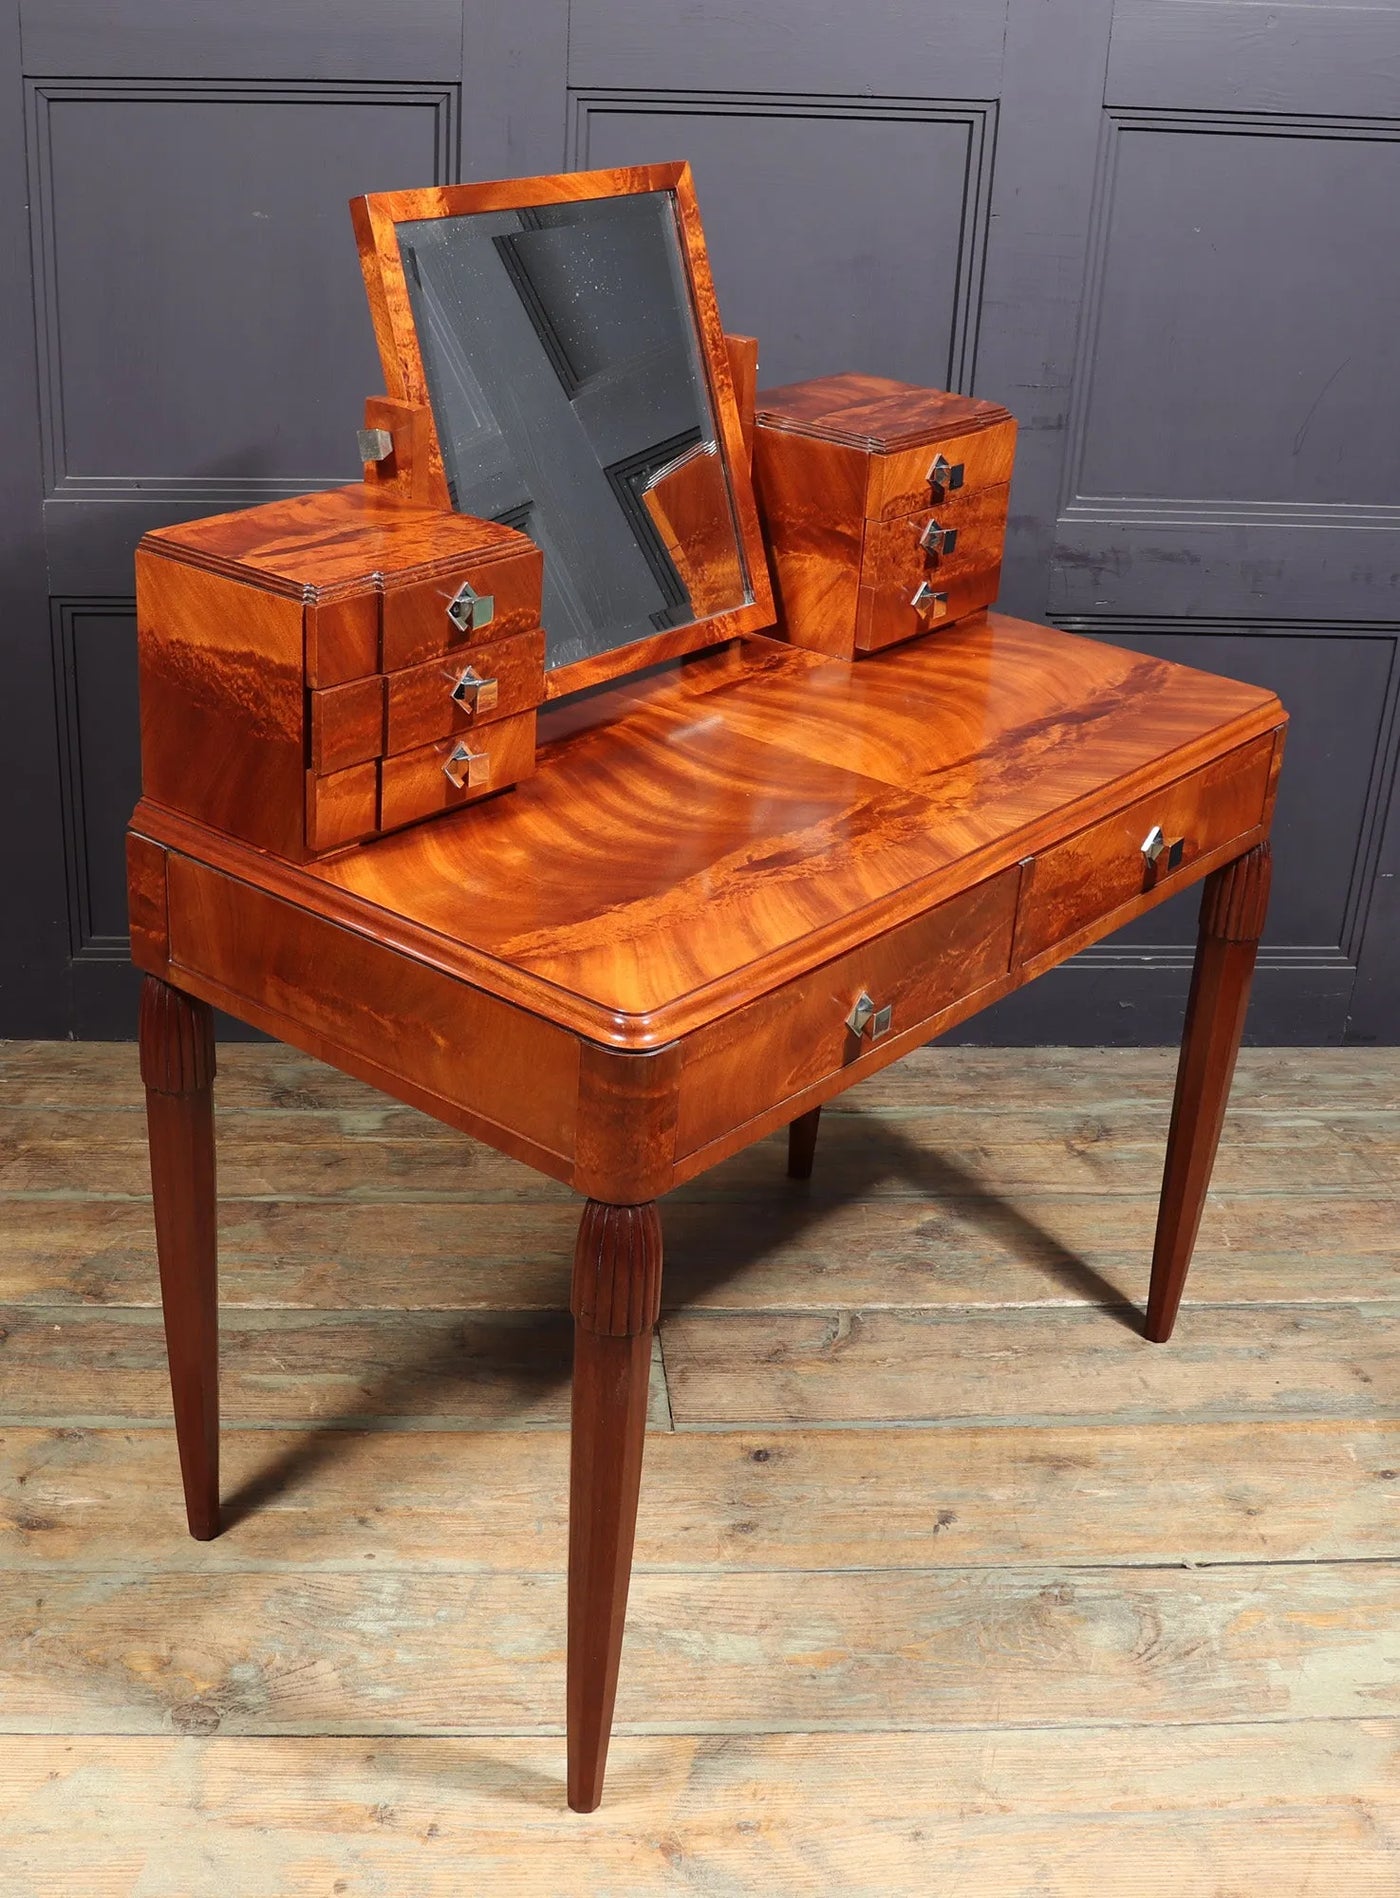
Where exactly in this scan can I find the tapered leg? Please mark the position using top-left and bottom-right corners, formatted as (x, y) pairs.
(140, 975), (220, 1539)
(567, 1199), (663, 1813)
(787, 1105), (821, 1180)
(1147, 844), (1271, 1344)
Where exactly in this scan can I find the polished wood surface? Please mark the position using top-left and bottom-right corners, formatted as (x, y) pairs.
(139, 487), (546, 858)
(384, 628), (546, 754)
(139, 975), (219, 1542)
(351, 164), (776, 698)
(290, 616), (1282, 1043)
(755, 373), (1017, 659)
(1147, 843), (1273, 1343)
(567, 1200), (664, 1812)
(127, 330), (1287, 1811)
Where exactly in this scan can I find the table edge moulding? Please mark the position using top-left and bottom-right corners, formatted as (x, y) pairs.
(125, 163), (1286, 1813)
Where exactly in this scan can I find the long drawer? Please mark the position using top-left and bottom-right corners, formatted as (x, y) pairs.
(1014, 736), (1275, 964)
(676, 868), (1019, 1155)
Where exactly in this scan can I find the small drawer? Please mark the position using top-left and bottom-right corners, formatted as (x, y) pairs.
(384, 628), (546, 755)
(309, 674), (385, 774)
(676, 868), (1019, 1156)
(381, 546), (544, 673)
(378, 710), (537, 833)
(869, 416), (1017, 522)
(1015, 737), (1275, 965)
(306, 760), (378, 853)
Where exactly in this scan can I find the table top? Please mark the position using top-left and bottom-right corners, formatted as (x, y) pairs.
(293, 614), (1282, 1046)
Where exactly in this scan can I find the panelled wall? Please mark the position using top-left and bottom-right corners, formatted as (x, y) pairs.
(3, 0), (1396, 1041)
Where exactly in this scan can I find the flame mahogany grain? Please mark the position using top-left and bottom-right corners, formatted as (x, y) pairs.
(129, 279), (1287, 1809)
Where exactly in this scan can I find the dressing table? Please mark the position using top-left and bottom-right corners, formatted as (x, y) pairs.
(127, 164), (1285, 1812)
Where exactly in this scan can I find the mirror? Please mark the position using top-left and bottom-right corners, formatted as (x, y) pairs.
(354, 168), (772, 684)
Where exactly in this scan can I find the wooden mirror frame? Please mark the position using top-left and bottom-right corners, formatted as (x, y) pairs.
(350, 163), (776, 699)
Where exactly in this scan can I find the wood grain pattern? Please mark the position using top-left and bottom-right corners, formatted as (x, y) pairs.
(4, 1040), (1393, 1877)
(1014, 738), (1275, 963)
(675, 869), (1018, 1155)
(378, 546), (544, 674)
(855, 483), (1010, 653)
(8, 1419), (1400, 1573)
(136, 549), (306, 859)
(3, 1726), (1396, 1896)
(3, 1562), (1397, 1735)
(308, 674), (385, 775)
(293, 616), (1284, 1045)
(161, 854), (580, 1171)
(641, 442), (749, 618)
(377, 710), (537, 833)
(383, 629), (546, 755)
(568, 1201), (664, 1809)
(139, 976), (219, 1540)
(1148, 842), (1273, 1342)
(303, 760), (377, 854)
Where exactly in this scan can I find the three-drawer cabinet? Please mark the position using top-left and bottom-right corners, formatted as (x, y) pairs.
(136, 486), (545, 860)
(753, 374), (1017, 660)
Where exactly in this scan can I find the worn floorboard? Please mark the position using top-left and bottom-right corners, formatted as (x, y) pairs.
(0, 1041), (1397, 1893)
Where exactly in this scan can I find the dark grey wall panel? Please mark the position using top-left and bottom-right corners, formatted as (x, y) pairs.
(4, 0), (1398, 1041)
(1068, 626), (1396, 954)
(1107, 0), (1400, 117)
(28, 82), (453, 504)
(20, 0), (464, 81)
(575, 97), (994, 390)
(568, 0), (1006, 97)
(52, 604), (141, 956)
(1069, 118), (1400, 507)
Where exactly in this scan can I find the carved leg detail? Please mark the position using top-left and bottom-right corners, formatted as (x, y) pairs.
(568, 1199), (662, 1814)
(1147, 844), (1271, 1344)
(787, 1105), (821, 1180)
(140, 975), (220, 1539)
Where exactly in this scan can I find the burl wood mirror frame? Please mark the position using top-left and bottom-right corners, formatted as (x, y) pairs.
(350, 163), (776, 698)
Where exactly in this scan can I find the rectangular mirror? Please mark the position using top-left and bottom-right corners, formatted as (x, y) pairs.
(352, 165), (774, 692)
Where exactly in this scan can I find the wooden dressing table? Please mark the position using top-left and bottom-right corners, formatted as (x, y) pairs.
(127, 165), (1284, 1812)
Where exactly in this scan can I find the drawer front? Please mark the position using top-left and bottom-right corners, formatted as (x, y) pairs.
(677, 869), (1019, 1156)
(306, 760), (378, 853)
(855, 564), (1002, 653)
(381, 546), (544, 673)
(310, 674), (386, 774)
(384, 628), (546, 756)
(868, 417), (1017, 522)
(379, 710), (537, 833)
(1015, 737), (1275, 965)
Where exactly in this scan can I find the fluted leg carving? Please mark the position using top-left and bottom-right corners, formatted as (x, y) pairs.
(1147, 844), (1271, 1343)
(567, 1199), (662, 1813)
(140, 975), (220, 1539)
(787, 1105), (821, 1180)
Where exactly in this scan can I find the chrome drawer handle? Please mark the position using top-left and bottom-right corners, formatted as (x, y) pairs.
(1141, 824), (1185, 878)
(918, 519), (958, 556)
(910, 582), (948, 618)
(443, 740), (490, 790)
(926, 454), (965, 492)
(446, 580), (495, 634)
(846, 991), (894, 1040)
(449, 665), (499, 715)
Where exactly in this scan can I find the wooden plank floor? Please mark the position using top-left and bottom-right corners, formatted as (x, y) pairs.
(0, 1040), (1397, 1895)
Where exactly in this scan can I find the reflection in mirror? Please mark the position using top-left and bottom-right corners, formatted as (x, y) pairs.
(394, 190), (753, 671)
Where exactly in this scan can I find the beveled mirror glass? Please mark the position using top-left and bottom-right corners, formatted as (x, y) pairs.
(353, 166), (773, 688)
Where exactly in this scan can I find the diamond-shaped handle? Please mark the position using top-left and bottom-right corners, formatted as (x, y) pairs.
(918, 519), (958, 556)
(448, 666), (500, 715)
(910, 582), (949, 618)
(442, 741), (490, 790)
(845, 991), (894, 1040)
(926, 454), (965, 493)
(446, 581), (496, 634)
